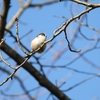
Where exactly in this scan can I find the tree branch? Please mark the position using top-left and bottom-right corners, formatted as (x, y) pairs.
(1, 42), (70, 100)
(0, 0), (10, 40)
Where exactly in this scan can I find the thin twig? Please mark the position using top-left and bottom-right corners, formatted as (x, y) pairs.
(15, 18), (29, 55)
(70, 0), (100, 8)
(26, 7), (97, 57)
(0, 50), (16, 69)
(63, 75), (98, 92)
(0, 58), (28, 86)
(64, 29), (81, 52)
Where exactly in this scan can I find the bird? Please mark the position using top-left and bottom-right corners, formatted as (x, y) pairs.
(30, 33), (47, 53)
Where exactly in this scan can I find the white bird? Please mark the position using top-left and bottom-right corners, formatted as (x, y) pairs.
(31, 33), (47, 53)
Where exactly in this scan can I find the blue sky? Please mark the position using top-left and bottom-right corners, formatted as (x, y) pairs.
(0, 0), (100, 100)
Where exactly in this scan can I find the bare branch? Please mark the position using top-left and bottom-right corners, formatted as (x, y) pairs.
(63, 75), (99, 92)
(29, 0), (59, 8)
(43, 65), (100, 77)
(0, 57), (28, 86)
(0, 0), (10, 39)
(1, 42), (71, 100)
(71, 0), (100, 8)
(15, 17), (29, 55)
(1, 0), (100, 100)
(26, 7), (97, 57)
(0, 67), (33, 99)
(5, 0), (31, 33)
(64, 29), (81, 52)
(0, 50), (15, 69)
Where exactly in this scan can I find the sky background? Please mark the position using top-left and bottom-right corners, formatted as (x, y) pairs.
(0, 0), (100, 100)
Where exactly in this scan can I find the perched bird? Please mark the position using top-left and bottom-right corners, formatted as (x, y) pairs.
(31, 33), (47, 53)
